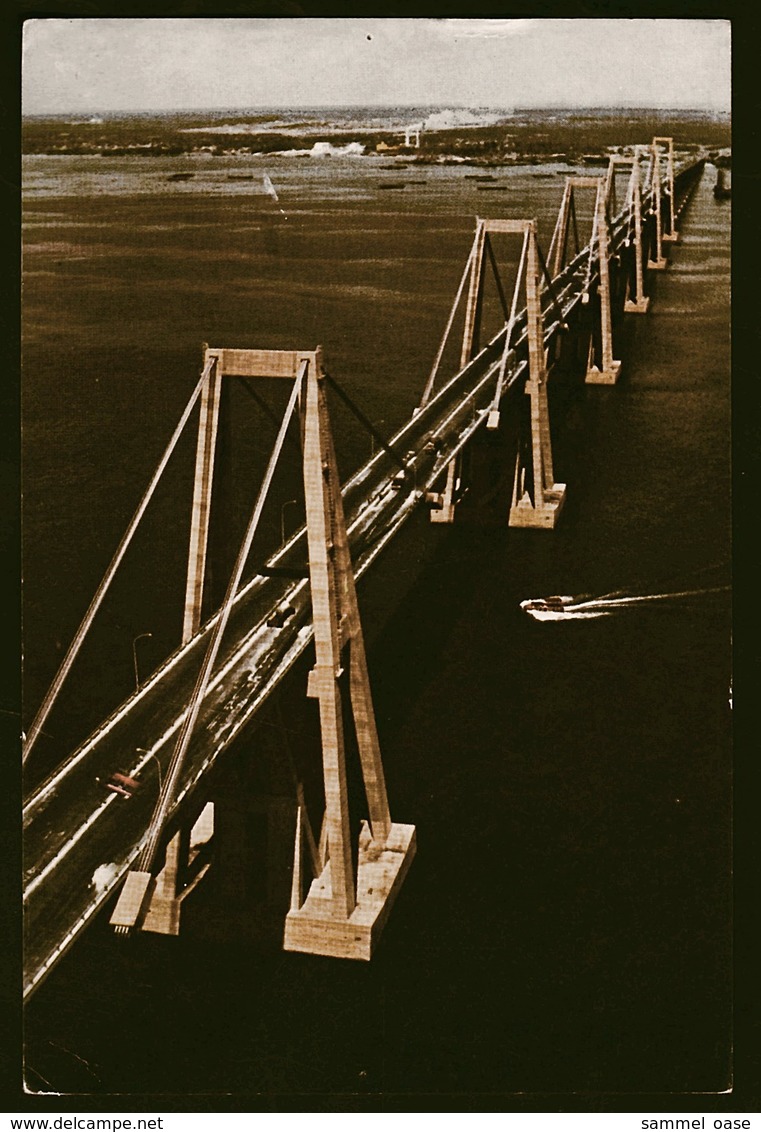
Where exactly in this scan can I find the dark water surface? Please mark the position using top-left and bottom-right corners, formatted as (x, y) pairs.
(22, 155), (730, 1098)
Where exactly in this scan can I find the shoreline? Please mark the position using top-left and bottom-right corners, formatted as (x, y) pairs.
(22, 107), (730, 163)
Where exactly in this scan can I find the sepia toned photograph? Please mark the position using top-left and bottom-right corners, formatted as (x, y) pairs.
(20, 16), (732, 1104)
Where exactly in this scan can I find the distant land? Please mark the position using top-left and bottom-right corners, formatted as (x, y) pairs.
(22, 106), (730, 164)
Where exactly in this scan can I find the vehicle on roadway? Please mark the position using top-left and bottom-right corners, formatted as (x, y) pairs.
(96, 772), (141, 797)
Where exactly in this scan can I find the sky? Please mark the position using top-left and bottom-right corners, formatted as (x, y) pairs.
(22, 18), (731, 116)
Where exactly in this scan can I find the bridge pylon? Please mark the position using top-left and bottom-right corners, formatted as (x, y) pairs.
(615, 149), (651, 315)
(646, 139), (669, 270)
(551, 176), (622, 385)
(504, 219), (566, 529)
(426, 218), (490, 523)
(110, 806), (213, 936)
(182, 343), (222, 644)
(653, 136), (679, 243)
(423, 216), (567, 527)
(284, 349), (415, 959)
(585, 179), (622, 385)
(111, 348), (414, 956)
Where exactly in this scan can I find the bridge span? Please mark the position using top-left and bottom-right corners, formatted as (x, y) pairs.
(23, 143), (706, 999)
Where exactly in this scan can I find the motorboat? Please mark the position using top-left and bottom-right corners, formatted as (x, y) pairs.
(519, 595), (576, 620)
(520, 585), (729, 622)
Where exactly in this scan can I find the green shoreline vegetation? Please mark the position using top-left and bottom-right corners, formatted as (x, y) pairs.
(22, 107), (730, 165)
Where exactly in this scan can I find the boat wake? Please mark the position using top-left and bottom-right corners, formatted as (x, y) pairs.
(520, 586), (729, 622)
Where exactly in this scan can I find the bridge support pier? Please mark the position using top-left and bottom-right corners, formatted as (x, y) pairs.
(585, 181), (622, 385)
(549, 173), (622, 383)
(110, 346), (414, 956)
(624, 294), (650, 315)
(621, 147), (651, 314)
(647, 139), (669, 270)
(111, 806), (213, 935)
(507, 220), (566, 529)
(428, 458), (460, 524)
(140, 827), (187, 935)
(654, 136), (679, 243)
(110, 870), (156, 933)
(283, 350), (415, 960)
(509, 379), (566, 529)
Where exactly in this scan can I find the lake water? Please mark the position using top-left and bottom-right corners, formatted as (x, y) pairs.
(21, 151), (731, 1099)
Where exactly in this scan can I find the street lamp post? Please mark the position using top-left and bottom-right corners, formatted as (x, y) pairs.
(132, 632), (153, 691)
(371, 422), (385, 457)
(280, 499), (298, 544)
(136, 747), (162, 791)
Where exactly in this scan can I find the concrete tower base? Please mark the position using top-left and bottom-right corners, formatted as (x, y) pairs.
(509, 484), (566, 529)
(586, 360), (622, 385)
(284, 821), (416, 960)
(624, 296), (650, 314)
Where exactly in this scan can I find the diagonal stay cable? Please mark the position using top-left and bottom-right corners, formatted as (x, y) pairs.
(323, 372), (407, 472)
(138, 361), (306, 874)
(23, 360), (213, 764)
(546, 182), (569, 274)
(489, 229), (529, 416)
(535, 240), (570, 333)
(582, 197), (600, 299)
(418, 226), (480, 410)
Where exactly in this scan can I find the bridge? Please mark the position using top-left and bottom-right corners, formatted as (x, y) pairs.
(22, 138), (706, 1000)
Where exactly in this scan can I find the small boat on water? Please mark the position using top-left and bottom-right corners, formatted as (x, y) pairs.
(520, 596), (578, 621)
(378, 182), (408, 190)
(166, 172), (194, 182)
(521, 586), (729, 621)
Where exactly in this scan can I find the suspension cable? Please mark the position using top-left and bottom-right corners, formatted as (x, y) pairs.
(582, 196), (600, 297)
(137, 362), (306, 874)
(535, 241), (569, 331)
(22, 361), (213, 764)
(547, 181), (571, 274)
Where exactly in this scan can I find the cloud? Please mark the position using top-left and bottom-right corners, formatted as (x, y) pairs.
(21, 17), (730, 114)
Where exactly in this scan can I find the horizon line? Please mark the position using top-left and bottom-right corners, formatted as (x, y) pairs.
(23, 103), (731, 117)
